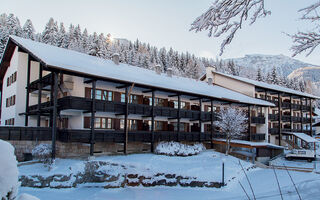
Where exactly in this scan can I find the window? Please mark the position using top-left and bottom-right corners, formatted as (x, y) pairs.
(153, 98), (165, 106)
(5, 118), (14, 125)
(130, 95), (139, 104)
(121, 93), (126, 103)
(129, 120), (137, 131)
(155, 121), (164, 131)
(173, 101), (186, 109)
(96, 90), (102, 100)
(94, 118), (101, 128)
(6, 72), (17, 87)
(6, 95), (16, 107)
(172, 122), (186, 132)
(94, 117), (113, 129)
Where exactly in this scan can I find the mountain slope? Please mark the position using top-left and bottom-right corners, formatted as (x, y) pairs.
(225, 54), (316, 77)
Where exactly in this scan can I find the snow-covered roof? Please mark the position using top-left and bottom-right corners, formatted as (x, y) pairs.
(214, 139), (284, 149)
(282, 132), (318, 143)
(212, 71), (319, 99)
(7, 36), (274, 107)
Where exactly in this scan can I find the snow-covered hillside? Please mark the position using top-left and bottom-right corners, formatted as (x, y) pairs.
(288, 66), (320, 84)
(225, 54), (316, 77)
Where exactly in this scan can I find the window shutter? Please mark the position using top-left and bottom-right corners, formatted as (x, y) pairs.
(113, 118), (120, 130)
(85, 87), (91, 98)
(84, 117), (91, 128)
(114, 92), (121, 102)
(138, 95), (143, 104)
(137, 120), (143, 131)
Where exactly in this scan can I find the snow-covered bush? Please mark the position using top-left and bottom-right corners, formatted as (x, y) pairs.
(155, 141), (206, 156)
(0, 139), (19, 200)
(32, 144), (51, 164)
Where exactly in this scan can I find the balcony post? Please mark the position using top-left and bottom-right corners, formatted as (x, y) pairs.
(151, 90), (155, 152)
(290, 95), (292, 132)
(49, 73), (54, 127)
(300, 97), (303, 132)
(199, 98), (202, 142)
(210, 100), (214, 148)
(90, 80), (96, 156)
(124, 86), (129, 154)
(51, 72), (58, 160)
(278, 93), (281, 146)
(248, 105), (251, 141)
(25, 56), (31, 126)
(310, 98), (313, 136)
(177, 95), (181, 142)
(37, 64), (43, 127)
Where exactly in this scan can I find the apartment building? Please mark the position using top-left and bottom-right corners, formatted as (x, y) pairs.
(0, 36), (285, 160)
(201, 69), (319, 147)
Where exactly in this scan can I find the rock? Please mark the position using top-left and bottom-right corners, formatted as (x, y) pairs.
(164, 174), (175, 179)
(127, 174), (138, 179)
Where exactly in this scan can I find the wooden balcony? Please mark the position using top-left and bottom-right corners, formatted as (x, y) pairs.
(28, 96), (219, 121)
(251, 116), (265, 124)
(268, 114), (279, 121)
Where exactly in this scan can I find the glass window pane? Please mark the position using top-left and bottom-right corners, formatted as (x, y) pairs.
(120, 119), (124, 130)
(107, 118), (112, 129)
(121, 94), (126, 103)
(96, 90), (102, 100)
(101, 118), (106, 128)
(108, 91), (113, 101)
(94, 118), (101, 128)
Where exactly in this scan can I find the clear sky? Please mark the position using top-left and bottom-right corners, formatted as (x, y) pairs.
(1, 0), (319, 65)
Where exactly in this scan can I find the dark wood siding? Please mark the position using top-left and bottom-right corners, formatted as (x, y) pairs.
(114, 92), (121, 102)
(84, 117), (90, 128)
(85, 87), (91, 98)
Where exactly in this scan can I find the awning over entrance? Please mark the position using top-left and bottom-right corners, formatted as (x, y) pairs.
(282, 132), (318, 143)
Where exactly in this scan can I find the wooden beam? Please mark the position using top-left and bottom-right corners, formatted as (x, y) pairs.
(124, 86), (129, 154)
(83, 79), (94, 84)
(248, 106), (251, 141)
(116, 84), (129, 89)
(25, 55), (31, 126)
(199, 99), (202, 142)
(210, 100), (214, 148)
(37, 65), (43, 127)
(151, 90), (155, 152)
(177, 95), (181, 142)
(142, 89), (154, 93)
(90, 80), (96, 156)
(278, 93), (282, 146)
(51, 72), (58, 160)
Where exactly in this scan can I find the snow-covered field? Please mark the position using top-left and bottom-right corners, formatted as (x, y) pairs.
(18, 151), (320, 200)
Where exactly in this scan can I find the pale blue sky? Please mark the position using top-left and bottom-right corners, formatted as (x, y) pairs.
(1, 0), (319, 65)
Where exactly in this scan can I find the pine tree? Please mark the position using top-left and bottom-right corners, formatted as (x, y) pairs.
(42, 18), (58, 46)
(270, 66), (279, 85)
(256, 67), (263, 81)
(22, 19), (35, 40)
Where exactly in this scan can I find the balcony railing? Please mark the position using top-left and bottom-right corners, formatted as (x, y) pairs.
(29, 96), (219, 121)
(251, 116), (265, 124)
(268, 114), (279, 121)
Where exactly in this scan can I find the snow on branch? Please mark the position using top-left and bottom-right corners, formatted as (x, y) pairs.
(190, 0), (270, 55)
(290, 2), (320, 57)
(214, 107), (248, 155)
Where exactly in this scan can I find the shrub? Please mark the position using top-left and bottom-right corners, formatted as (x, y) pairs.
(155, 142), (206, 156)
(32, 143), (52, 164)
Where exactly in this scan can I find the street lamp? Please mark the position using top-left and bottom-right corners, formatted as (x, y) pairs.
(222, 157), (226, 186)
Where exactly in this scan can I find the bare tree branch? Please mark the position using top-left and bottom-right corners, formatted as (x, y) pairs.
(190, 0), (270, 55)
(289, 1), (320, 57)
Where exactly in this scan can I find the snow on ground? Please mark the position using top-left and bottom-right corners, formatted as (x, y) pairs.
(19, 168), (320, 200)
(19, 151), (250, 184)
(18, 150), (320, 200)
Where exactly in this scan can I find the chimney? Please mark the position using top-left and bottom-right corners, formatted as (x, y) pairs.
(205, 66), (215, 82)
(167, 67), (173, 77)
(155, 64), (161, 75)
(112, 53), (120, 65)
(208, 77), (213, 85)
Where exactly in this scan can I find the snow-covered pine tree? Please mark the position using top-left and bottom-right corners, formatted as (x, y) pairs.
(256, 67), (263, 81)
(270, 66), (279, 85)
(56, 22), (69, 48)
(6, 13), (22, 37)
(42, 18), (58, 46)
(22, 19), (35, 40)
